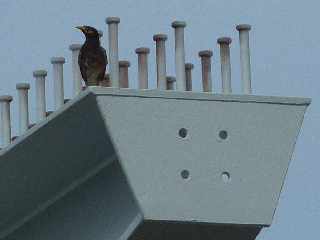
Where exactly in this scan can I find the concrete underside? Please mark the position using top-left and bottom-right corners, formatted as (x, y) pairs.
(130, 221), (262, 240)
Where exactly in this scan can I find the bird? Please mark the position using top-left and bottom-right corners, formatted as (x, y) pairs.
(76, 26), (108, 86)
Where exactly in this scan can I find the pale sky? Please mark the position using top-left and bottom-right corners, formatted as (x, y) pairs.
(0, 0), (319, 239)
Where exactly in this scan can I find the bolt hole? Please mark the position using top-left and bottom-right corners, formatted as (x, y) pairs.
(219, 130), (228, 140)
(178, 128), (188, 138)
(181, 169), (190, 179)
(221, 172), (231, 183)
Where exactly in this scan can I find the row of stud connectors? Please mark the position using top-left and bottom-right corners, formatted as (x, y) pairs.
(0, 17), (252, 148)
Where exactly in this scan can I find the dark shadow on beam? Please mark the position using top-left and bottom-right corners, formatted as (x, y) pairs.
(130, 220), (262, 240)
(0, 92), (142, 238)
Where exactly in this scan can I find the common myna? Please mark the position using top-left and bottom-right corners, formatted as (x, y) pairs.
(76, 26), (108, 86)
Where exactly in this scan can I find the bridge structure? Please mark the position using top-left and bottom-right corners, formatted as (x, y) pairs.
(0, 17), (311, 240)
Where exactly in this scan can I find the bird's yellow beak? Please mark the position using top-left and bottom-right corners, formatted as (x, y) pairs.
(76, 26), (85, 32)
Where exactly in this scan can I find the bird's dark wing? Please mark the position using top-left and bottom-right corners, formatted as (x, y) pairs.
(96, 47), (107, 83)
(78, 46), (88, 82)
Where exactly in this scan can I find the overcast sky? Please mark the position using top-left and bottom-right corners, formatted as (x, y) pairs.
(0, 0), (319, 239)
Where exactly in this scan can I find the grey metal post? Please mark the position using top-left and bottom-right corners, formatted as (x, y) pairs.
(106, 17), (120, 88)
(153, 34), (167, 90)
(135, 47), (150, 89)
(185, 63), (194, 91)
(0, 95), (12, 147)
(119, 60), (130, 88)
(33, 70), (47, 122)
(236, 24), (252, 94)
(166, 76), (176, 90)
(16, 83), (30, 135)
(217, 37), (232, 94)
(199, 50), (213, 92)
(51, 57), (65, 110)
(69, 44), (83, 96)
(172, 21), (187, 91)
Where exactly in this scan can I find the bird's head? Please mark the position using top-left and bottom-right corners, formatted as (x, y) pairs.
(76, 25), (99, 38)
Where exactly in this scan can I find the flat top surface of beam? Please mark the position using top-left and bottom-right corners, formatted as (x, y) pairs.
(90, 87), (311, 106)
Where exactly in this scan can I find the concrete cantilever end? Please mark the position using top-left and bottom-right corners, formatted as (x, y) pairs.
(0, 87), (311, 239)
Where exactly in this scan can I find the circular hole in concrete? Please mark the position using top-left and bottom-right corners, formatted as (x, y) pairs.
(181, 169), (190, 179)
(178, 128), (188, 138)
(219, 130), (228, 140)
(221, 172), (231, 183)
